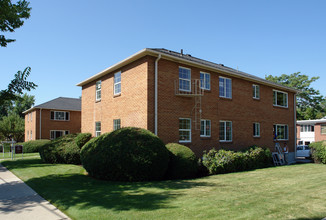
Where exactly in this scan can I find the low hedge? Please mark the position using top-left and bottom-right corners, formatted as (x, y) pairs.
(39, 134), (81, 164)
(202, 147), (272, 175)
(310, 141), (326, 164)
(80, 127), (170, 181)
(165, 143), (198, 180)
(17, 140), (51, 153)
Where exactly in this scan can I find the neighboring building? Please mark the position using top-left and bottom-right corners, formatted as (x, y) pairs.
(297, 118), (326, 145)
(23, 97), (81, 141)
(77, 48), (298, 159)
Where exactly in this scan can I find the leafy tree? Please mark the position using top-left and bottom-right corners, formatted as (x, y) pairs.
(265, 72), (325, 120)
(0, 67), (37, 107)
(0, 113), (25, 142)
(0, 93), (35, 119)
(0, 0), (31, 47)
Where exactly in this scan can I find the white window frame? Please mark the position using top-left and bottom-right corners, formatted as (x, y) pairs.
(321, 124), (326, 135)
(273, 124), (289, 140)
(114, 71), (121, 95)
(253, 122), (260, 137)
(219, 120), (232, 142)
(96, 80), (101, 101)
(51, 111), (70, 121)
(179, 67), (191, 92)
(50, 130), (69, 140)
(273, 90), (288, 108)
(253, 84), (260, 99)
(95, 121), (101, 137)
(219, 76), (232, 99)
(179, 118), (191, 143)
(200, 72), (210, 90)
(113, 119), (121, 131)
(200, 119), (211, 137)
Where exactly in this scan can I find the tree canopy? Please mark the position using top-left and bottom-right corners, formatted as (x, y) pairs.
(0, 113), (24, 141)
(0, 93), (35, 119)
(0, 0), (31, 47)
(265, 72), (325, 120)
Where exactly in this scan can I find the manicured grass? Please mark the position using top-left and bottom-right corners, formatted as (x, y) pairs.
(2, 159), (326, 220)
(0, 152), (39, 160)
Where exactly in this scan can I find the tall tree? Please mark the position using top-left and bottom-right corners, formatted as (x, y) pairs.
(0, 0), (31, 47)
(265, 72), (325, 120)
(0, 66), (37, 106)
(0, 93), (35, 119)
(0, 113), (25, 141)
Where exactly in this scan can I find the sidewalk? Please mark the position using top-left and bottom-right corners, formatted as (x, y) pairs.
(0, 164), (70, 220)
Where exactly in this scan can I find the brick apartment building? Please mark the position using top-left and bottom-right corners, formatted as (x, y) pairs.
(23, 97), (81, 141)
(297, 118), (326, 145)
(77, 48), (298, 158)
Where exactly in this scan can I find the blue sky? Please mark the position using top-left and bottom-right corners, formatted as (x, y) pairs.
(1, 0), (326, 105)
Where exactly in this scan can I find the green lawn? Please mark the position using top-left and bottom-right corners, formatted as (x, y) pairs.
(2, 159), (326, 220)
(0, 152), (39, 160)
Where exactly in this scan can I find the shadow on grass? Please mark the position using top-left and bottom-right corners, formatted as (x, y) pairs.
(1, 159), (63, 169)
(3, 159), (219, 212)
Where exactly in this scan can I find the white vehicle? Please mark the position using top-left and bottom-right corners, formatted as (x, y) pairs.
(296, 145), (311, 158)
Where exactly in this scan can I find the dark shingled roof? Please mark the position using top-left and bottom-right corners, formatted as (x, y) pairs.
(24, 97), (81, 113)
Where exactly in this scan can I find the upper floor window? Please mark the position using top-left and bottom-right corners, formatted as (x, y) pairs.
(179, 67), (191, 92)
(273, 90), (288, 108)
(219, 120), (232, 142)
(179, 118), (191, 142)
(51, 111), (70, 121)
(200, 119), (211, 137)
(219, 77), (232, 98)
(200, 72), (210, 90)
(253, 84), (260, 99)
(300, 125), (314, 132)
(95, 121), (101, 137)
(96, 80), (101, 101)
(273, 124), (288, 140)
(253, 122), (260, 137)
(114, 71), (121, 95)
(113, 119), (121, 131)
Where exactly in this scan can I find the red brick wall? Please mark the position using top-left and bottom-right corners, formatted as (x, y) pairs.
(150, 58), (295, 156)
(81, 57), (150, 135)
(315, 123), (326, 142)
(24, 111), (37, 141)
(24, 109), (81, 141)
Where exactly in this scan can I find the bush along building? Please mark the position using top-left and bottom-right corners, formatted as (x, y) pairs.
(77, 48), (298, 160)
(23, 97), (81, 141)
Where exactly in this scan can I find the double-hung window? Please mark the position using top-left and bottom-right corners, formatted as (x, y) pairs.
(95, 122), (101, 137)
(114, 71), (121, 95)
(253, 84), (260, 99)
(50, 130), (69, 140)
(321, 125), (326, 135)
(179, 67), (191, 92)
(200, 72), (210, 90)
(273, 90), (288, 107)
(179, 118), (191, 142)
(219, 77), (232, 98)
(219, 121), (232, 142)
(96, 80), (101, 101)
(300, 125), (314, 132)
(273, 124), (288, 140)
(200, 119), (211, 137)
(253, 122), (260, 137)
(113, 119), (121, 131)
(51, 111), (70, 121)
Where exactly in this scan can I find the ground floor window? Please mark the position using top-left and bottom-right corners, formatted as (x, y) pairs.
(113, 119), (121, 131)
(321, 124), (326, 134)
(50, 130), (69, 140)
(273, 124), (288, 140)
(179, 118), (191, 142)
(219, 121), (232, 142)
(200, 119), (211, 137)
(95, 122), (101, 137)
(253, 122), (260, 137)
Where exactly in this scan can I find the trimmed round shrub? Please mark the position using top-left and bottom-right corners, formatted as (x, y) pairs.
(310, 141), (326, 164)
(80, 127), (170, 181)
(39, 134), (81, 164)
(75, 133), (92, 149)
(165, 143), (198, 180)
(17, 140), (50, 153)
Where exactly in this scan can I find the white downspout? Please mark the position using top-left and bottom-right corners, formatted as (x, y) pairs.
(154, 54), (162, 136)
(39, 108), (42, 139)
